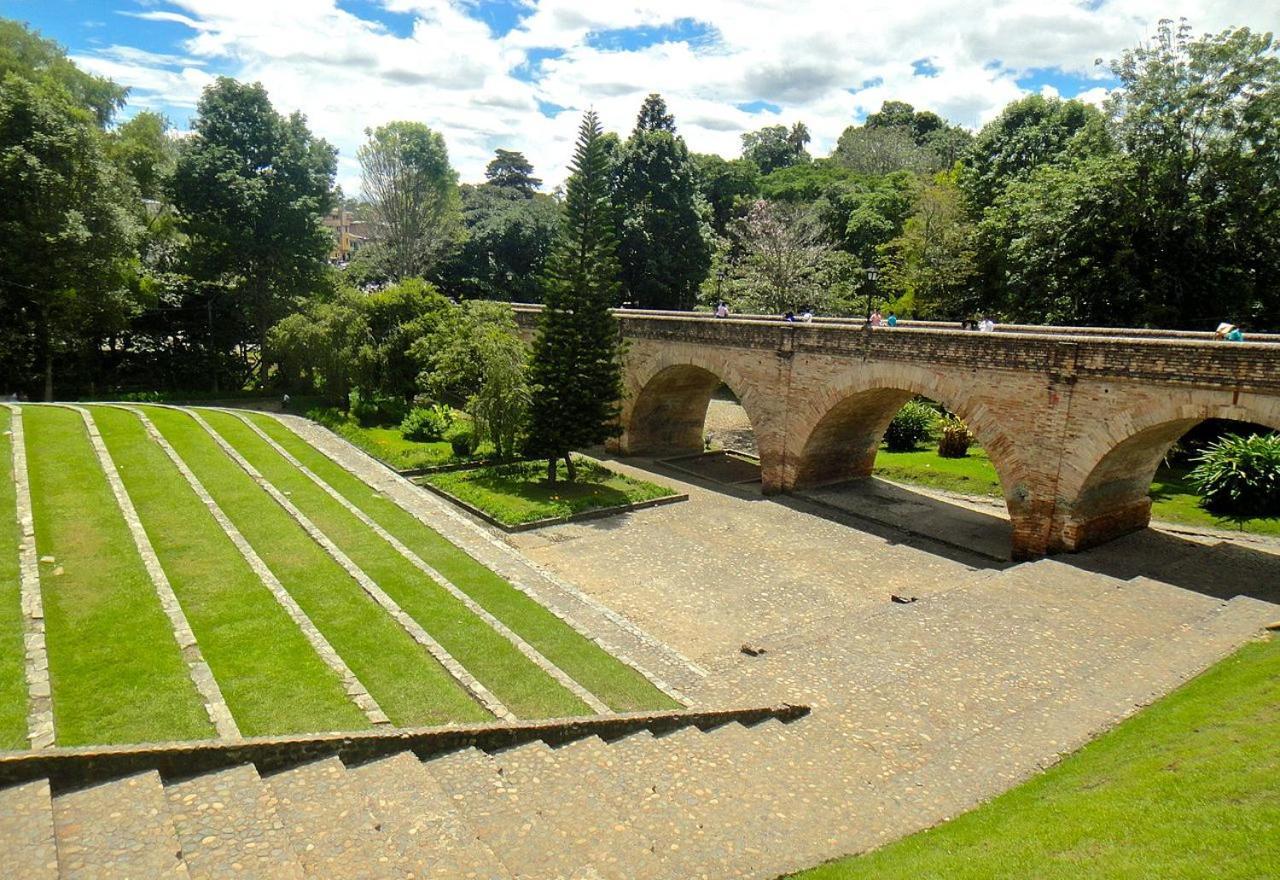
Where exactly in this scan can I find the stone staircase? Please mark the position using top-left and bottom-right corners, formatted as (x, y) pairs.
(1, 556), (1274, 880)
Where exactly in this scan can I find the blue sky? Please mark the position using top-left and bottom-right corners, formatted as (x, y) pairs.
(4, 0), (1273, 190)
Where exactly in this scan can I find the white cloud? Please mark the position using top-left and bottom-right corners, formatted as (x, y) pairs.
(79, 0), (1280, 192)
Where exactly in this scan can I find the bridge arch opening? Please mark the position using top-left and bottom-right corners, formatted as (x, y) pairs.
(621, 363), (761, 458)
(1059, 414), (1280, 551)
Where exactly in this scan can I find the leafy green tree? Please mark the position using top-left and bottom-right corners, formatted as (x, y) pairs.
(691, 153), (760, 234)
(613, 93), (712, 309)
(267, 289), (369, 403)
(1105, 20), (1280, 328)
(171, 77), (336, 387)
(359, 278), (453, 401)
(463, 322), (530, 461)
(832, 124), (936, 175)
(879, 169), (979, 318)
(0, 20), (126, 126)
(358, 121), (461, 280)
(484, 148), (541, 195)
(724, 199), (833, 314)
(741, 122), (811, 174)
(0, 74), (137, 399)
(527, 110), (624, 482)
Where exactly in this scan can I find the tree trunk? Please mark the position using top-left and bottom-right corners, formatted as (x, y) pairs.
(564, 453), (577, 482)
(546, 457), (557, 484)
(43, 348), (53, 402)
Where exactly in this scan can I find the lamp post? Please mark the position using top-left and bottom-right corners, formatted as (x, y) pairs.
(864, 265), (879, 325)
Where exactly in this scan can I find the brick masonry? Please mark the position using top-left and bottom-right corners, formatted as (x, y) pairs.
(513, 308), (1280, 559)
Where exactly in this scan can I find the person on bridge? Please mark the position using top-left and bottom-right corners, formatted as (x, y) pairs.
(979, 315), (996, 332)
(799, 306), (814, 322)
(886, 311), (898, 327)
(869, 309), (882, 327)
(1216, 322), (1245, 341)
(715, 301), (730, 318)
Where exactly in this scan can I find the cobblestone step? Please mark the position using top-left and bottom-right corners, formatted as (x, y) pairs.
(165, 763), (304, 880)
(264, 757), (401, 879)
(0, 778), (59, 879)
(53, 771), (189, 879)
(346, 751), (512, 880)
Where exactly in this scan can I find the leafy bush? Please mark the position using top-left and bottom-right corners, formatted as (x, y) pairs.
(937, 415), (974, 458)
(1188, 433), (1280, 518)
(348, 388), (407, 427)
(883, 400), (937, 452)
(400, 404), (454, 442)
(450, 430), (478, 458)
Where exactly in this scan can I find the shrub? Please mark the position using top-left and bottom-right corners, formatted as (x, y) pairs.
(883, 400), (937, 452)
(1188, 433), (1280, 518)
(450, 430), (478, 458)
(349, 388), (407, 427)
(937, 415), (974, 458)
(400, 404), (454, 442)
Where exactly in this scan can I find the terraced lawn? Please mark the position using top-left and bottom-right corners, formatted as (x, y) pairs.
(22, 406), (213, 746)
(252, 412), (681, 713)
(0, 409), (29, 749)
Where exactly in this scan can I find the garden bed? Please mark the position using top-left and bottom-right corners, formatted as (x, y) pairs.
(308, 407), (491, 473)
(417, 456), (686, 530)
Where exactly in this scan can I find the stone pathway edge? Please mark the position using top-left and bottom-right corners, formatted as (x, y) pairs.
(118, 405), (391, 729)
(231, 410), (612, 715)
(68, 404), (240, 739)
(4, 405), (54, 749)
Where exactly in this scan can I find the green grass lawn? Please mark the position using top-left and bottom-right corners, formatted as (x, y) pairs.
(89, 406), (370, 736)
(309, 407), (490, 471)
(249, 413), (680, 713)
(422, 457), (677, 527)
(875, 445), (1280, 536)
(23, 406), (213, 746)
(791, 635), (1280, 879)
(0, 408), (29, 749)
(200, 409), (591, 719)
(140, 406), (491, 728)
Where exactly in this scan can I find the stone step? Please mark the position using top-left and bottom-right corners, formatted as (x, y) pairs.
(53, 770), (190, 880)
(0, 779), (59, 879)
(165, 763), (305, 880)
(345, 751), (512, 880)
(424, 747), (499, 808)
(265, 756), (401, 880)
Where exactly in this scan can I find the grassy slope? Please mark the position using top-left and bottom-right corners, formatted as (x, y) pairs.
(792, 636), (1280, 879)
(89, 406), (369, 736)
(23, 406), (212, 746)
(875, 447), (1280, 536)
(141, 406), (490, 727)
(251, 413), (679, 713)
(201, 410), (589, 719)
(423, 458), (676, 526)
(0, 409), (29, 748)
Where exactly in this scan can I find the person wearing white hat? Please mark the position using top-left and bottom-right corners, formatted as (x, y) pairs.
(1215, 322), (1245, 341)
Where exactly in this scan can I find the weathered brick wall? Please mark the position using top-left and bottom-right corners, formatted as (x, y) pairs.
(512, 306), (1280, 557)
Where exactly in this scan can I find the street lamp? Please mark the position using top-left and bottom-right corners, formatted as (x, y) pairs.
(864, 265), (879, 325)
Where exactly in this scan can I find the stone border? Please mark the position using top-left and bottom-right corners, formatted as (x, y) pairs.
(0, 703), (809, 789)
(69, 405), (240, 739)
(414, 475), (689, 533)
(122, 406), (390, 727)
(182, 407), (515, 721)
(5, 406), (54, 749)
(275, 413), (709, 698)
(230, 411), (613, 715)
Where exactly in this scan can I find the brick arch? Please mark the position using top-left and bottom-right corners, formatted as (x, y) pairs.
(615, 347), (771, 461)
(1053, 393), (1280, 551)
(785, 363), (1033, 520)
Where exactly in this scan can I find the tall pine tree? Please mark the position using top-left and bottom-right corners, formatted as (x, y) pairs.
(526, 110), (624, 482)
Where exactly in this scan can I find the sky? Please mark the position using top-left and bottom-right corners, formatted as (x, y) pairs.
(5, 0), (1278, 193)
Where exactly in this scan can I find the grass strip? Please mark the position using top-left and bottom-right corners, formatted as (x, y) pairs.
(23, 406), (212, 746)
(253, 412), (680, 713)
(140, 406), (489, 727)
(422, 458), (676, 526)
(202, 410), (590, 719)
(790, 636), (1280, 879)
(89, 407), (369, 736)
(0, 408), (29, 748)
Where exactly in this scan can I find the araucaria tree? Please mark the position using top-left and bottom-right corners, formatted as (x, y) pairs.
(358, 121), (461, 280)
(526, 111), (624, 483)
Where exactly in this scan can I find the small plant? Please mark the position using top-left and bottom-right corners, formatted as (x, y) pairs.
(450, 430), (478, 458)
(1188, 432), (1280, 519)
(401, 404), (455, 442)
(883, 399), (937, 452)
(937, 415), (974, 458)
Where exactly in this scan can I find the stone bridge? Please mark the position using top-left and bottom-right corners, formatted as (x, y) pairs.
(512, 306), (1280, 559)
